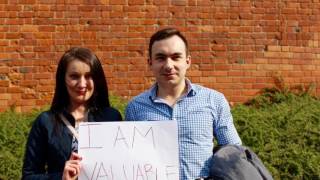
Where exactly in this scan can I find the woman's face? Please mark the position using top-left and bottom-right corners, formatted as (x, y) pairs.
(65, 59), (94, 107)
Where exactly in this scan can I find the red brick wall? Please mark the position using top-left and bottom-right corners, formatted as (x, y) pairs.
(0, 0), (319, 112)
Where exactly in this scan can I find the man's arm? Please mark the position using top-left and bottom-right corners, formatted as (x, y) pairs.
(213, 94), (242, 145)
(125, 102), (136, 121)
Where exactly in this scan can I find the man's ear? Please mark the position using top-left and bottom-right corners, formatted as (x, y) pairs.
(186, 55), (191, 67)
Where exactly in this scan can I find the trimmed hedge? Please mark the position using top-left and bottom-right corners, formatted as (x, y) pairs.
(0, 93), (319, 179)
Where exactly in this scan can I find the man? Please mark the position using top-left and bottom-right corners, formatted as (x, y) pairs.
(125, 27), (242, 180)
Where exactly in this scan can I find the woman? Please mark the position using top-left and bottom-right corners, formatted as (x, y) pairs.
(22, 47), (122, 180)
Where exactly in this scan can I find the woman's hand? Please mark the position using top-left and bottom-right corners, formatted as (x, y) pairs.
(62, 152), (83, 180)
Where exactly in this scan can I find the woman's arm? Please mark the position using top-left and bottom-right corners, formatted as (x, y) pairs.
(22, 113), (62, 180)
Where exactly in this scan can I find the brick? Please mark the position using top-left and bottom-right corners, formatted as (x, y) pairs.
(51, 19), (68, 25)
(128, 0), (144, 5)
(215, 64), (230, 70)
(0, 0), (319, 111)
(34, 73), (51, 79)
(242, 89), (259, 96)
(22, 93), (37, 99)
(20, 99), (36, 106)
(5, 5), (22, 11)
(267, 45), (281, 52)
(0, 80), (9, 87)
(20, 80), (37, 87)
(128, 12), (145, 18)
(111, 39), (128, 45)
(187, 70), (202, 77)
(216, 77), (232, 83)
(0, 67), (9, 73)
(264, 52), (281, 58)
(34, 32), (51, 39)
(36, 86), (52, 92)
(228, 71), (243, 76)
(36, 99), (48, 106)
(19, 0), (36, 4)
(20, 25), (38, 32)
(0, 100), (7, 106)
(36, 11), (54, 18)
(110, 0), (126, 5)
(252, 83), (271, 89)
(240, 77), (256, 83)
(21, 105), (37, 112)
(200, 77), (215, 83)
(38, 26), (55, 32)
(211, 44), (226, 51)
(153, 0), (169, 5)
(8, 87), (23, 93)
(171, 0), (186, 5)
(5, 33), (21, 39)
(290, 46), (305, 53)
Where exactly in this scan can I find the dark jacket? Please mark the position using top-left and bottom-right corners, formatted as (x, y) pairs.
(210, 145), (273, 180)
(22, 107), (122, 180)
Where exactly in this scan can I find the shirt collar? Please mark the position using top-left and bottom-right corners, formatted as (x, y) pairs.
(149, 79), (197, 102)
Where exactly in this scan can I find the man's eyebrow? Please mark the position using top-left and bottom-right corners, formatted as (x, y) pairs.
(155, 52), (182, 57)
(155, 53), (167, 57)
(171, 52), (182, 56)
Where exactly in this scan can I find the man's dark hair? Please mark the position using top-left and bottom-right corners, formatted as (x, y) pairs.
(148, 27), (189, 58)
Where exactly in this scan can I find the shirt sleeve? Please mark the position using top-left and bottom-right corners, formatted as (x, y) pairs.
(125, 101), (136, 121)
(213, 94), (242, 145)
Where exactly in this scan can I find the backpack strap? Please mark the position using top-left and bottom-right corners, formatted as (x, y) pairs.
(59, 114), (79, 140)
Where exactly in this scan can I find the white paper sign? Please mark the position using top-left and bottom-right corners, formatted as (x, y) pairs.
(78, 121), (179, 180)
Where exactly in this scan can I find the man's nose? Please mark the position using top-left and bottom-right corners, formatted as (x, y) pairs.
(164, 58), (174, 70)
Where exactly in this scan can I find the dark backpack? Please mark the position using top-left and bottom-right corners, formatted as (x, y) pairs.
(209, 145), (273, 180)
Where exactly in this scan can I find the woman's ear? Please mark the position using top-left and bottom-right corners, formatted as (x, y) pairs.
(148, 58), (152, 66)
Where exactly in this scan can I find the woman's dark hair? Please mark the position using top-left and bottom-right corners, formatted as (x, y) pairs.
(50, 47), (110, 115)
(148, 27), (189, 59)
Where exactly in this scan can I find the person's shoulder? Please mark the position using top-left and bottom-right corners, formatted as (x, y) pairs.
(101, 106), (121, 115)
(127, 90), (150, 105)
(125, 90), (152, 117)
(192, 83), (225, 98)
(191, 83), (230, 107)
(97, 107), (122, 121)
(31, 110), (54, 129)
(34, 110), (52, 122)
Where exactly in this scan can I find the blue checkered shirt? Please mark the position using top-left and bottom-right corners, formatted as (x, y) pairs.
(125, 80), (242, 180)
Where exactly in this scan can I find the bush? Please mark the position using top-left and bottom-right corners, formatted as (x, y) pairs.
(0, 93), (319, 179)
(109, 95), (127, 118)
(232, 91), (320, 179)
(0, 111), (37, 180)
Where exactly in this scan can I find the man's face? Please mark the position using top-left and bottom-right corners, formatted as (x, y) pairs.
(149, 35), (191, 88)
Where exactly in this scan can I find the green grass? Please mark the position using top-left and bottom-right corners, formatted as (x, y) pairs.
(0, 93), (319, 179)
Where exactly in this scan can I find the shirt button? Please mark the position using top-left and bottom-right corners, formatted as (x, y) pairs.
(172, 118), (177, 121)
